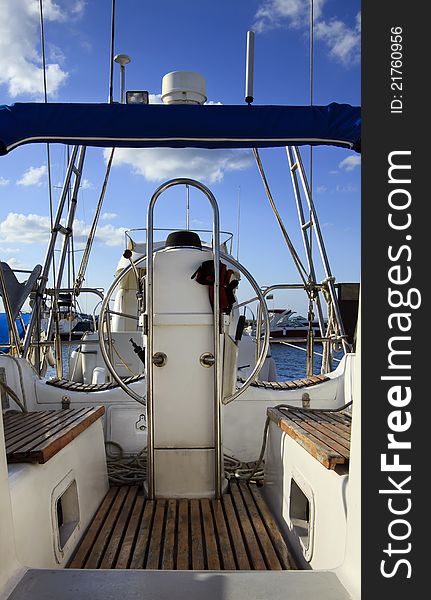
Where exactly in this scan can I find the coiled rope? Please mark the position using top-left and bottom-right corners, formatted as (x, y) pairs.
(105, 442), (147, 486)
(104, 443), (265, 487)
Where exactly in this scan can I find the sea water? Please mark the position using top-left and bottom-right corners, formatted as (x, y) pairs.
(270, 342), (343, 380)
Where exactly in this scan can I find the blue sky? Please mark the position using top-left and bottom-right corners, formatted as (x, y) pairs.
(0, 0), (360, 314)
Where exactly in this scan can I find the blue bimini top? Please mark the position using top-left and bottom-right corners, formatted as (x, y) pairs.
(0, 102), (361, 155)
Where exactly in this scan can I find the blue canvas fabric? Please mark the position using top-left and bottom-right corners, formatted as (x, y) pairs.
(0, 102), (360, 155)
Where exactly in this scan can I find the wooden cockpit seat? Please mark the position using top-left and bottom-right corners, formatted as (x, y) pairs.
(267, 407), (351, 469)
(3, 406), (105, 464)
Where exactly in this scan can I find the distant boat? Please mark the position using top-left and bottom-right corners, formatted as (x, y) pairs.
(54, 293), (96, 339)
(0, 311), (94, 347)
(58, 311), (96, 339)
(269, 308), (322, 340)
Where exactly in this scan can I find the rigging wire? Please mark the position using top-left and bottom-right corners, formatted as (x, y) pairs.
(65, 145), (77, 290)
(308, 0), (314, 260)
(252, 148), (309, 287)
(309, 0), (314, 109)
(65, 143), (75, 377)
(307, 0), (316, 340)
(66, 146), (71, 289)
(39, 0), (60, 373)
(74, 148), (116, 295)
(75, 0), (118, 295)
(236, 186), (241, 261)
(38, 0), (55, 267)
(108, 0), (116, 103)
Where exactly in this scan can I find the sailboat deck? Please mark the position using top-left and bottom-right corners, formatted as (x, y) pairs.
(69, 482), (296, 571)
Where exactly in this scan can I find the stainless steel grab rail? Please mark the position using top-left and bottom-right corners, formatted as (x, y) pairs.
(145, 178), (222, 500)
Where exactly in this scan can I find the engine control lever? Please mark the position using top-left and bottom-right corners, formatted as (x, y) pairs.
(130, 338), (145, 365)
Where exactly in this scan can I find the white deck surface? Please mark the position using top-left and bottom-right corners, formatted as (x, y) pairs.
(8, 569), (351, 600)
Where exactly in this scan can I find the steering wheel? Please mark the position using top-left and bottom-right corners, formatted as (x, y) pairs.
(98, 255), (147, 405)
(98, 249), (270, 405)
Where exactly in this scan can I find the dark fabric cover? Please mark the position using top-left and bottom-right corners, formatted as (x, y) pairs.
(0, 102), (361, 155)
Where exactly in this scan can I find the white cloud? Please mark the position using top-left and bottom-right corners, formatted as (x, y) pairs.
(2, 256), (28, 271)
(0, 213), (51, 244)
(253, 1), (360, 66)
(112, 93), (253, 184)
(101, 212), (118, 221)
(17, 165), (47, 187)
(0, 0), (85, 98)
(71, 221), (127, 247)
(26, 0), (67, 22)
(71, 0), (86, 16)
(48, 44), (66, 65)
(336, 184), (358, 193)
(338, 155), (361, 172)
(0, 212), (127, 248)
(0, 247), (20, 254)
(115, 92), (243, 183)
(106, 147), (253, 184)
(356, 12), (361, 34)
(315, 15), (361, 66)
(0, 176), (10, 186)
(81, 179), (93, 190)
(190, 218), (210, 228)
(254, 0), (326, 32)
(316, 185), (327, 193)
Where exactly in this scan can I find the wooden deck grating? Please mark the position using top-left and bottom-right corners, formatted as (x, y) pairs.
(69, 482), (297, 571)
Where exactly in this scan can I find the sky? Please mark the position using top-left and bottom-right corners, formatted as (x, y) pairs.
(0, 0), (361, 315)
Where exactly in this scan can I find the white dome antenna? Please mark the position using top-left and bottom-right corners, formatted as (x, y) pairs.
(161, 71), (207, 105)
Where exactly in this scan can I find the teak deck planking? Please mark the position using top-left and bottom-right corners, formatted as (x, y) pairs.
(242, 373), (330, 390)
(3, 406), (105, 464)
(69, 482), (297, 571)
(267, 407), (351, 469)
(45, 375), (144, 392)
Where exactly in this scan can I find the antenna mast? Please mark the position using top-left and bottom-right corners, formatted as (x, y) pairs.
(245, 31), (255, 104)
